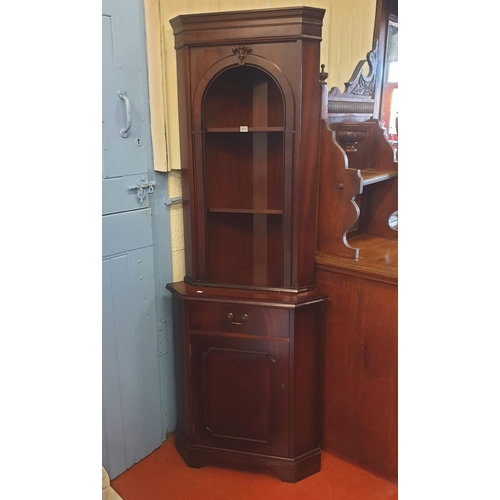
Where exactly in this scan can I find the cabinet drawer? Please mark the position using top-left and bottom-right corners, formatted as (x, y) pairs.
(187, 302), (289, 338)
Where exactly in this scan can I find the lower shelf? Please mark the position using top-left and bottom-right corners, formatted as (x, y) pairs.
(174, 429), (321, 483)
(316, 234), (398, 284)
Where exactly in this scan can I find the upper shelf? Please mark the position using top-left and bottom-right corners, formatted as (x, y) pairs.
(204, 65), (285, 130)
(205, 127), (285, 133)
(360, 169), (398, 186)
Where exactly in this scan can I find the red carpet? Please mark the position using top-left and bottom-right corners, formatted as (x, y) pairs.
(111, 437), (398, 500)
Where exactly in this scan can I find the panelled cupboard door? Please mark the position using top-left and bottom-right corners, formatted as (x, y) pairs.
(102, 0), (152, 216)
(102, 242), (160, 477)
(190, 334), (290, 457)
(102, 0), (162, 480)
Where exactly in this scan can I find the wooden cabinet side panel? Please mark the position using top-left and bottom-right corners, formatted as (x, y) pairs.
(296, 39), (323, 289)
(317, 122), (361, 259)
(316, 267), (398, 478)
(356, 276), (398, 477)
(175, 47), (194, 280)
(172, 294), (190, 436)
(317, 269), (363, 457)
(292, 304), (322, 457)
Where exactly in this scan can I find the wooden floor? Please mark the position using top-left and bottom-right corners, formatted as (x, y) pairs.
(111, 437), (398, 500)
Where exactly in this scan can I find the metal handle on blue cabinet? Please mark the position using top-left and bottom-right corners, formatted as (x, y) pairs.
(117, 90), (132, 138)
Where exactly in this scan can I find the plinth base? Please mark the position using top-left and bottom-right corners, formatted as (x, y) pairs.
(174, 430), (321, 483)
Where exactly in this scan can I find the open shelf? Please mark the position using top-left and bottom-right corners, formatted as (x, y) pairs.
(201, 64), (287, 289)
(208, 208), (283, 215)
(348, 234), (397, 265)
(204, 65), (284, 129)
(316, 234), (397, 282)
(360, 169), (398, 186)
(205, 132), (283, 213)
(205, 129), (285, 134)
(207, 212), (283, 288)
(317, 119), (398, 261)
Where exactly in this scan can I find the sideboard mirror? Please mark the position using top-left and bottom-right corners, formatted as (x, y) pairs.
(373, 0), (398, 139)
(321, 0), (398, 142)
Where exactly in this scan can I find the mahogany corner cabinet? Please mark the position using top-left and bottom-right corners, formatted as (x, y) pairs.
(167, 7), (328, 483)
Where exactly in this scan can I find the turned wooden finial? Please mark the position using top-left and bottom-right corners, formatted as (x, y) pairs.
(319, 64), (328, 84)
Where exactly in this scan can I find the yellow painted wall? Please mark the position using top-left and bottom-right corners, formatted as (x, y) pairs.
(144, 0), (376, 281)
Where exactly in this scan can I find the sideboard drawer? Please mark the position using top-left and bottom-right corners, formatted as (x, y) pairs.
(187, 302), (290, 338)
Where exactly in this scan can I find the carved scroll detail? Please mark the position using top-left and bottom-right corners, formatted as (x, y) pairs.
(330, 40), (378, 98)
(232, 46), (252, 65)
(323, 41), (379, 123)
(343, 40), (378, 96)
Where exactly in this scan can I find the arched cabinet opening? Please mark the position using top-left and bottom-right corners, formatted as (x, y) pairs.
(203, 65), (286, 288)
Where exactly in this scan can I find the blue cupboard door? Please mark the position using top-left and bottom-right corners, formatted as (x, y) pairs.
(102, 0), (162, 480)
(102, 0), (153, 217)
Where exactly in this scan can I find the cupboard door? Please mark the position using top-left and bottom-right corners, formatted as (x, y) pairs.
(190, 334), (290, 457)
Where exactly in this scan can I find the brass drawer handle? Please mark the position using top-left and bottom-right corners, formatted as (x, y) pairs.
(227, 313), (248, 325)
